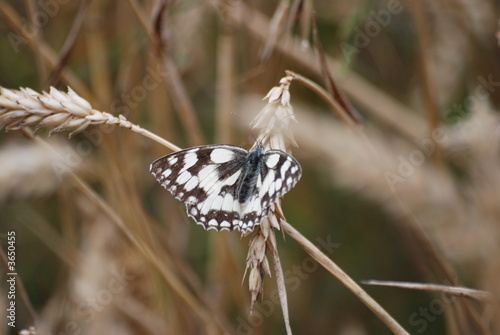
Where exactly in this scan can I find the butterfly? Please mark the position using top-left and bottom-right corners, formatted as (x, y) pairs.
(150, 144), (302, 233)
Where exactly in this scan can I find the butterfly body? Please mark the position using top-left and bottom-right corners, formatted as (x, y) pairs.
(150, 144), (301, 233)
(236, 144), (264, 204)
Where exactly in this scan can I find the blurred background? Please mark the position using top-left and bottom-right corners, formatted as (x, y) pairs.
(1, 0), (500, 334)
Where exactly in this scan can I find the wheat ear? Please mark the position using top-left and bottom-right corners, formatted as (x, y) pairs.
(246, 73), (411, 335)
(0, 86), (179, 151)
(245, 74), (297, 335)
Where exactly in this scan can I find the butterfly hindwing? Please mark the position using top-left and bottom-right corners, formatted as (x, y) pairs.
(150, 144), (301, 233)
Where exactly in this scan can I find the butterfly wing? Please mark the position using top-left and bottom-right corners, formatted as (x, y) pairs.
(238, 150), (302, 229)
(150, 145), (302, 233)
(150, 145), (249, 231)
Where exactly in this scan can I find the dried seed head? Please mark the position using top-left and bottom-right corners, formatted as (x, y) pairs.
(251, 74), (298, 152)
(0, 86), (139, 137)
(245, 74), (299, 324)
(1, 86), (176, 150)
(247, 232), (267, 265)
(0, 87), (96, 136)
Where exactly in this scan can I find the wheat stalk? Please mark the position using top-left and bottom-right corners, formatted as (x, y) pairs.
(245, 74), (297, 335)
(248, 73), (411, 335)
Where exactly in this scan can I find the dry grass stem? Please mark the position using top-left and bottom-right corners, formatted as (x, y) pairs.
(131, 0), (206, 146)
(161, 55), (206, 147)
(408, 1), (444, 166)
(24, 0), (46, 85)
(285, 70), (359, 128)
(0, 1), (91, 98)
(246, 73), (407, 334)
(47, 0), (90, 86)
(297, 0), (313, 48)
(226, 2), (428, 140)
(362, 280), (493, 302)
(311, 18), (362, 126)
(215, 29), (235, 143)
(282, 89), (498, 333)
(280, 221), (410, 335)
(245, 75), (298, 334)
(259, 0), (290, 62)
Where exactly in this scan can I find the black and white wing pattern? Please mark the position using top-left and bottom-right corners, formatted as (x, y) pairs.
(150, 144), (301, 233)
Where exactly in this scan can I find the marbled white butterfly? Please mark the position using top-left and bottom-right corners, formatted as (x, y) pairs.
(150, 144), (301, 233)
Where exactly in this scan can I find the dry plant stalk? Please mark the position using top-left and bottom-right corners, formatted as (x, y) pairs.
(249, 73), (411, 335)
(245, 74), (298, 335)
(362, 280), (493, 302)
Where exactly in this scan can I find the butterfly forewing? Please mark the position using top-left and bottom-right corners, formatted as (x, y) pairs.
(260, 150), (302, 205)
(150, 144), (301, 233)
